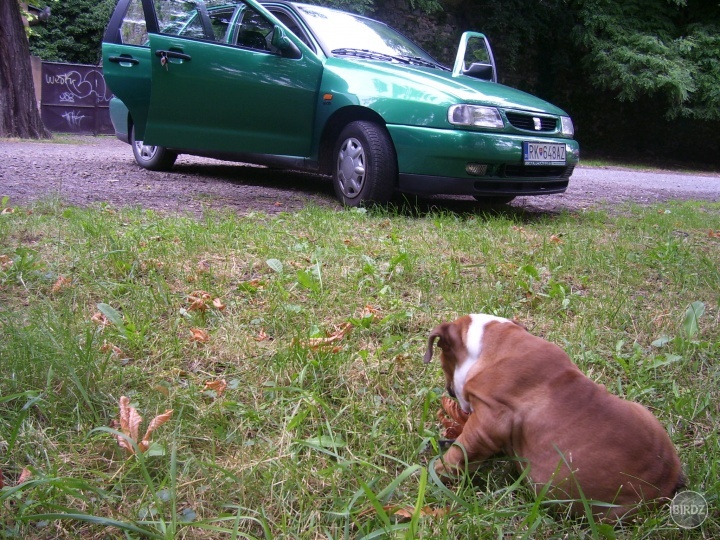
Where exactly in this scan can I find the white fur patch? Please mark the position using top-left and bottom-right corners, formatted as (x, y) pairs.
(453, 314), (511, 413)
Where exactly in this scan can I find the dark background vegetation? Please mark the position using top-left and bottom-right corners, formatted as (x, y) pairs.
(26, 0), (720, 167)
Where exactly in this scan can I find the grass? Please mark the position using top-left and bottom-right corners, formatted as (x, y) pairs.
(0, 195), (718, 539)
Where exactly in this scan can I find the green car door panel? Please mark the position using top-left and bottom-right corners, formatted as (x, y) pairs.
(103, 44), (153, 141)
(143, 34), (323, 156)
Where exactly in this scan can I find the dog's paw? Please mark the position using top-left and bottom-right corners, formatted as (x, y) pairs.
(433, 456), (462, 483)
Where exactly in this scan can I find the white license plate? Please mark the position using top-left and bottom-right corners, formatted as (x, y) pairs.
(523, 142), (566, 165)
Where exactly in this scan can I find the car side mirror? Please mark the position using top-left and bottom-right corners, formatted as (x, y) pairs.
(271, 26), (302, 59)
(464, 62), (494, 81)
(453, 31), (497, 83)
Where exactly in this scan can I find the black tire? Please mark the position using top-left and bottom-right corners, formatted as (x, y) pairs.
(332, 121), (397, 206)
(130, 125), (178, 171)
(473, 195), (516, 205)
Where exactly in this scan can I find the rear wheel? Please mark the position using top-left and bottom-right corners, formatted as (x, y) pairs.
(130, 125), (177, 171)
(333, 121), (397, 206)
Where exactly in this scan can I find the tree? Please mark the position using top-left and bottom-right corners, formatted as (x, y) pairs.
(0, 0), (50, 139)
(28, 0), (116, 65)
(573, 0), (720, 120)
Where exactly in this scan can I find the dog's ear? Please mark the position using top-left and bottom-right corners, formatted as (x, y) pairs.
(423, 325), (444, 364)
(424, 323), (452, 363)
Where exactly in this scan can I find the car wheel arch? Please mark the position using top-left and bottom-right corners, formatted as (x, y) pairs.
(319, 106), (392, 176)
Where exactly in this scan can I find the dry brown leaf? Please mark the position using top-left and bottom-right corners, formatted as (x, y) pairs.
(1, 207), (14, 214)
(188, 299), (207, 312)
(187, 290), (211, 311)
(51, 275), (71, 293)
(550, 234), (563, 244)
(190, 328), (209, 343)
(17, 468), (32, 485)
(255, 329), (270, 341)
(116, 396), (173, 455)
(100, 341), (124, 356)
(709, 230), (720, 239)
(300, 322), (353, 349)
(0, 254), (12, 270)
(187, 291), (225, 312)
(91, 312), (110, 327)
(359, 504), (450, 521)
(203, 379), (227, 397)
(118, 396), (142, 453)
(360, 304), (380, 320)
(138, 409), (174, 452)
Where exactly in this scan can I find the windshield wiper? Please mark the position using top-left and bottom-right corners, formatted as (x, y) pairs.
(331, 48), (398, 62)
(331, 48), (446, 69)
(394, 54), (447, 70)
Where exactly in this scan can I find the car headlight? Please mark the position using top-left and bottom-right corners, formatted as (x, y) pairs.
(560, 116), (574, 137)
(448, 105), (504, 128)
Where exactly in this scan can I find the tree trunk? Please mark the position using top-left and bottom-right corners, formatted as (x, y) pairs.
(0, 0), (51, 139)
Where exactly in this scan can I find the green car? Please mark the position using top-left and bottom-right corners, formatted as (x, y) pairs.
(102, 0), (579, 206)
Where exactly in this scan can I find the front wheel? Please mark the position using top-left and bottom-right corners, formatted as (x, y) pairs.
(130, 125), (177, 171)
(332, 121), (397, 206)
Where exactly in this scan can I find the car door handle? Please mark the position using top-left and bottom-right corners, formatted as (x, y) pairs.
(107, 56), (139, 65)
(155, 50), (192, 61)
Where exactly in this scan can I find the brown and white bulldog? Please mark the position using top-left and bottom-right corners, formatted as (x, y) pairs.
(424, 314), (685, 521)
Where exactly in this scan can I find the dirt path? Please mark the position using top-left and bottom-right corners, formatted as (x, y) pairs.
(1, 136), (718, 217)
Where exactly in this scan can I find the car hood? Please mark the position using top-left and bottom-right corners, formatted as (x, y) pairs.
(324, 57), (569, 117)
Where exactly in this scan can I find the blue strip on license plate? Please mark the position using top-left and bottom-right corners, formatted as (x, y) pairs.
(523, 142), (566, 165)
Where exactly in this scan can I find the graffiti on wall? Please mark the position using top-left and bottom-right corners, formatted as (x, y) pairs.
(41, 62), (114, 135)
(47, 69), (113, 105)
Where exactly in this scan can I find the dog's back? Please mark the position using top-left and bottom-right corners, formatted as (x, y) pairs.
(433, 317), (685, 522)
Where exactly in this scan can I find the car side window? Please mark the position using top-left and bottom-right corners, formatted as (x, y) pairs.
(266, 7), (315, 51)
(119, 0), (149, 46)
(209, 8), (235, 41)
(234, 6), (276, 52)
(154, 0), (236, 42)
(149, 0), (295, 54)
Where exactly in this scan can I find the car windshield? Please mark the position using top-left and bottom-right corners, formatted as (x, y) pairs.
(295, 3), (443, 67)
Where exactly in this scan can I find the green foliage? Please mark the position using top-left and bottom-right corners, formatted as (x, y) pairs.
(573, 0), (720, 120)
(28, 0), (116, 64)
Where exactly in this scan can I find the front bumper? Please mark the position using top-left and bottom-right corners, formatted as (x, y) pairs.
(387, 124), (579, 196)
(398, 170), (572, 196)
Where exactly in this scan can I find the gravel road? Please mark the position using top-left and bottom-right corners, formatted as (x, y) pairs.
(1, 136), (718, 217)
